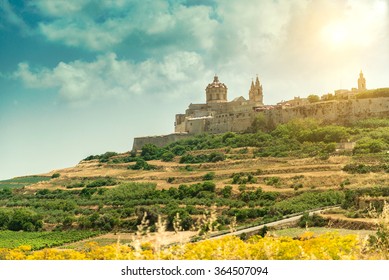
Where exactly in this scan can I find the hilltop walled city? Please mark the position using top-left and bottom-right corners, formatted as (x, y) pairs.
(133, 72), (389, 150)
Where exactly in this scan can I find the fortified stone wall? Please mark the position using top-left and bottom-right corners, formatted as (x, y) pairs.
(262, 97), (389, 126)
(132, 71), (388, 151)
(132, 97), (388, 151)
(132, 133), (190, 151)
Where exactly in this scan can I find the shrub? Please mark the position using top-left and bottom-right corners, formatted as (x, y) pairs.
(292, 183), (303, 191)
(141, 144), (161, 160)
(66, 182), (85, 189)
(298, 213), (327, 228)
(203, 172), (215, 181)
(86, 177), (117, 188)
(202, 181), (216, 192)
(51, 173), (60, 179)
(208, 152), (226, 162)
(220, 185), (233, 198)
(342, 164), (371, 174)
(231, 173), (257, 184)
(171, 145), (187, 156)
(128, 158), (156, 170)
(184, 165), (193, 171)
(340, 179), (351, 188)
(264, 177), (281, 186)
(167, 177), (175, 183)
(161, 151), (175, 162)
(99, 152), (118, 163)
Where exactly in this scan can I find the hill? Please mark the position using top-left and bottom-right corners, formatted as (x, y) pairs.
(0, 117), (388, 259)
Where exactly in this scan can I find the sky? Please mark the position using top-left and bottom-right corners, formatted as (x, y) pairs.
(0, 0), (388, 180)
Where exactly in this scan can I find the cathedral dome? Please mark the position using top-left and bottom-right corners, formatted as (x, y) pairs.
(206, 75), (227, 90)
(205, 75), (228, 103)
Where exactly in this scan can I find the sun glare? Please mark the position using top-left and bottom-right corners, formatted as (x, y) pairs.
(321, 22), (349, 47)
(329, 25), (347, 45)
(321, 1), (387, 49)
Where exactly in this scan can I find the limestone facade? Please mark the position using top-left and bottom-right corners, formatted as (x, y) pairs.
(175, 75), (263, 135)
(132, 72), (388, 151)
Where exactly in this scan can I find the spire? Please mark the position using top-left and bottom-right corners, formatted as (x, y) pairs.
(213, 74), (219, 83)
(255, 75), (260, 87)
(248, 74), (264, 105)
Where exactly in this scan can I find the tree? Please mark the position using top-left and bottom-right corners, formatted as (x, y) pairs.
(0, 209), (10, 230)
(250, 113), (273, 132)
(161, 151), (175, 162)
(8, 209), (43, 231)
(307, 94), (320, 103)
(141, 144), (161, 160)
(220, 185), (232, 198)
(171, 145), (187, 156)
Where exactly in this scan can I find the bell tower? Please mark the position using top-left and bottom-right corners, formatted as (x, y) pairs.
(249, 75), (263, 105)
(358, 70), (366, 91)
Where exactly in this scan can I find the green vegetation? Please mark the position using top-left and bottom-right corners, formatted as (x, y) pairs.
(342, 163), (389, 174)
(0, 208), (43, 231)
(0, 117), (387, 250)
(83, 151), (118, 162)
(0, 230), (101, 250)
(83, 118), (388, 167)
(203, 172), (215, 181)
(272, 191), (344, 215)
(0, 176), (51, 189)
(298, 213), (327, 228)
(128, 158), (156, 170)
(0, 176), (349, 233)
(356, 88), (389, 99)
(179, 152), (226, 164)
(263, 176), (281, 186)
(307, 94), (320, 103)
(232, 172), (258, 184)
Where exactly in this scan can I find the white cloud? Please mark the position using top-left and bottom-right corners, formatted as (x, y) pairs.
(33, 0), (218, 51)
(0, 0), (32, 35)
(14, 51), (209, 103)
(12, 0), (389, 104)
(31, 0), (90, 17)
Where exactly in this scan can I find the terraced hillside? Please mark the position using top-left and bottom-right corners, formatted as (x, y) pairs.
(0, 118), (388, 251)
(37, 152), (386, 195)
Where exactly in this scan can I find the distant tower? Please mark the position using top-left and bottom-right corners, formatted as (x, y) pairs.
(206, 75), (228, 104)
(249, 75), (264, 105)
(358, 70), (366, 91)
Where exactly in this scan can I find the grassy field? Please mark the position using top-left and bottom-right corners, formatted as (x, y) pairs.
(0, 176), (51, 189)
(271, 227), (375, 238)
(0, 230), (102, 250)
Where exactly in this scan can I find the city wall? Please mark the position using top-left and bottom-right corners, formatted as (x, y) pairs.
(132, 133), (190, 151)
(132, 97), (389, 151)
(263, 97), (389, 126)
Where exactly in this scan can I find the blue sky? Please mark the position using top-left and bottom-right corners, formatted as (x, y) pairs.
(0, 0), (388, 180)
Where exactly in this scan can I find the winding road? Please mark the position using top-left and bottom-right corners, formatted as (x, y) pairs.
(209, 206), (340, 240)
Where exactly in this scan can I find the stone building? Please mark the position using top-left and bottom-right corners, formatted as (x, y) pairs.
(174, 75), (264, 134)
(132, 71), (389, 151)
